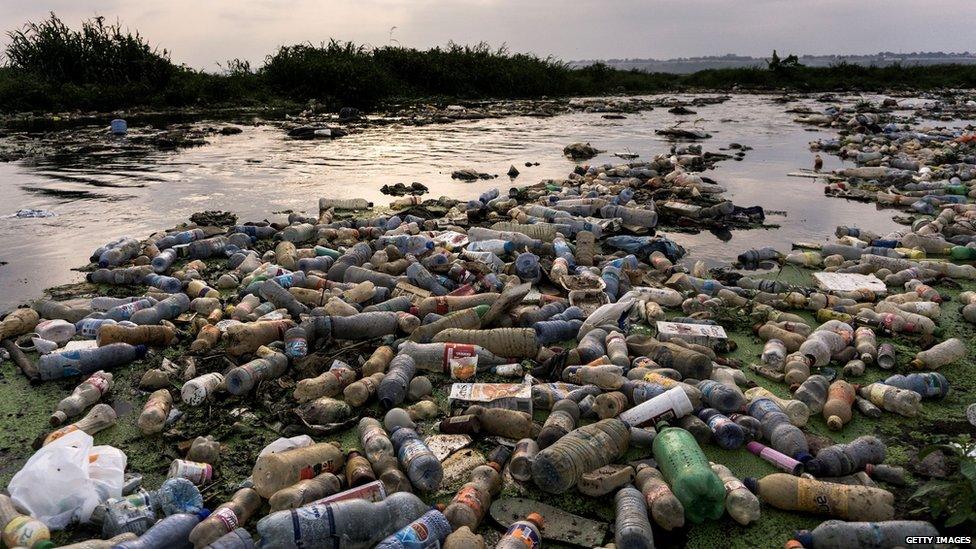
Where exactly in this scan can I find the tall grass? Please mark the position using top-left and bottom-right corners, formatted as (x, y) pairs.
(1, 13), (975, 114)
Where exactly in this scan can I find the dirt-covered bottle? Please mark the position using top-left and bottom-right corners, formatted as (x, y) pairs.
(710, 463), (760, 525)
(614, 485), (655, 548)
(744, 473), (894, 520)
(188, 488), (261, 548)
(50, 370), (114, 426)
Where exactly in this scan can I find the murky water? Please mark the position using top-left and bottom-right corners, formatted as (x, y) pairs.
(0, 94), (930, 311)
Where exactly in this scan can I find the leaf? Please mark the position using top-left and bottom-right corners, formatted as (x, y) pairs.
(944, 506), (975, 527)
(917, 444), (959, 462)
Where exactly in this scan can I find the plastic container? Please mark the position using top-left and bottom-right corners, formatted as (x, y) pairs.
(652, 425), (725, 523)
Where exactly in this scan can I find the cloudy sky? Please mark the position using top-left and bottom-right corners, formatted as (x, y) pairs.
(1, 0), (973, 71)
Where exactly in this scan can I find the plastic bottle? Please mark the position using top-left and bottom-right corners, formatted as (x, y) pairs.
(882, 372), (949, 399)
(251, 443), (346, 498)
(822, 380), (855, 430)
(204, 528), (255, 549)
(38, 343), (146, 380)
(444, 456), (504, 530)
(510, 439), (539, 482)
(876, 343), (896, 369)
(186, 436), (220, 464)
(625, 336), (712, 380)
(531, 418), (630, 494)
(182, 373), (225, 406)
(537, 399), (579, 449)
(130, 293), (190, 325)
(793, 375), (829, 415)
(858, 383), (922, 417)
(255, 491), (426, 549)
(795, 520), (940, 549)
(97, 324), (176, 347)
(652, 425), (726, 523)
(0, 493), (51, 548)
(379, 354), (417, 408)
(614, 485), (655, 548)
(496, 513), (543, 549)
(376, 509), (452, 549)
(43, 403), (117, 445)
(633, 465), (684, 530)
(743, 387), (810, 427)
(391, 427), (442, 492)
(911, 338), (966, 369)
(744, 474), (894, 520)
(344, 450), (376, 487)
(697, 408), (745, 450)
(225, 346), (288, 395)
(188, 488), (261, 548)
(57, 533), (139, 548)
(710, 463), (760, 525)
(35, 317), (78, 343)
(697, 379), (746, 414)
(114, 513), (204, 549)
(804, 436), (886, 478)
(444, 526), (485, 549)
(466, 405), (536, 439)
(761, 339), (787, 369)
(748, 399), (810, 461)
(268, 472), (341, 511)
(50, 370), (114, 426)
(618, 386), (694, 427)
(137, 389), (173, 435)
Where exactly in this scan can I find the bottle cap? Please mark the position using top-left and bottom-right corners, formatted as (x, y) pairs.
(826, 415), (843, 430)
(526, 512), (545, 529)
(742, 477), (758, 493)
(794, 532), (813, 548)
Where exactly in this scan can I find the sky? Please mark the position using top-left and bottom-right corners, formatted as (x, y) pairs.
(1, 0), (974, 71)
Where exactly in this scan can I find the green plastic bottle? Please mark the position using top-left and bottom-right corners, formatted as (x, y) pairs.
(950, 245), (976, 260)
(652, 425), (726, 523)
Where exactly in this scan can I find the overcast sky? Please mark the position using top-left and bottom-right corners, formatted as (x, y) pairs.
(1, 0), (974, 71)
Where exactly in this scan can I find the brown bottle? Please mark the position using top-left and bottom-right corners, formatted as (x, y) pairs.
(190, 324), (221, 354)
(188, 487), (262, 548)
(345, 450), (377, 487)
(251, 442), (345, 498)
(294, 365), (357, 402)
(268, 472), (342, 511)
(823, 380), (856, 430)
(466, 405), (538, 439)
(225, 319), (294, 356)
(439, 414), (482, 435)
(96, 324), (176, 347)
(592, 391), (629, 419)
(343, 372), (386, 407)
(443, 460), (502, 531)
(362, 345), (396, 376)
(137, 389), (172, 435)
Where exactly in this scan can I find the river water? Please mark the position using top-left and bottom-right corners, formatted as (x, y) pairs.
(0, 94), (926, 312)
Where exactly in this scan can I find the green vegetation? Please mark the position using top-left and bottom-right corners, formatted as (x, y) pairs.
(2, 14), (976, 115)
(910, 436), (976, 528)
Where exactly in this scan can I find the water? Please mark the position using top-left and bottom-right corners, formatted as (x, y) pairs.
(0, 94), (922, 311)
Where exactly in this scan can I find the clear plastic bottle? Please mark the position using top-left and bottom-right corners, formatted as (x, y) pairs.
(882, 372), (949, 399)
(182, 373), (225, 406)
(50, 370), (114, 426)
(444, 455), (504, 530)
(255, 491), (427, 549)
(710, 463), (760, 525)
(697, 379), (746, 414)
(379, 355), (417, 408)
(858, 383), (922, 417)
(651, 425), (725, 523)
(44, 402), (117, 445)
(137, 389), (173, 435)
(532, 418), (630, 494)
(114, 512), (204, 549)
(614, 485), (655, 548)
(510, 439), (539, 482)
(38, 343), (147, 380)
(537, 399), (579, 449)
(225, 346), (288, 395)
(911, 338), (966, 369)
(795, 520), (940, 549)
(747, 399), (810, 461)
(793, 375), (829, 415)
(204, 528), (255, 549)
(634, 465), (684, 530)
(804, 436), (886, 478)
(391, 427), (443, 492)
(697, 408), (745, 450)
(268, 472), (341, 511)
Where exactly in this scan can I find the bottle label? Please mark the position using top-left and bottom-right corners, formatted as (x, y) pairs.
(502, 523), (541, 548)
(86, 373), (111, 395)
(642, 482), (671, 506)
(170, 460), (213, 484)
(452, 485), (484, 518)
(397, 439), (429, 467)
(443, 343), (477, 370)
(211, 507), (239, 531)
(44, 424), (79, 445)
(390, 520), (431, 547)
(796, 478), (846, 516)
(299, 459), (339, 480)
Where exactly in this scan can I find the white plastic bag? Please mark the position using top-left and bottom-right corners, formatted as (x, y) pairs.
(9, 430), (125, 529)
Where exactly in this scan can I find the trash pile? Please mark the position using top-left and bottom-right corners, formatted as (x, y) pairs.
(0, 103), (973, 548)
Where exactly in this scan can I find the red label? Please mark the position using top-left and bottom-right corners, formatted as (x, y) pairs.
(443, 343), (476, 371)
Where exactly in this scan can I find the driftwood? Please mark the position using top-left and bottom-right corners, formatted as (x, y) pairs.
(2, 339), (40, 383)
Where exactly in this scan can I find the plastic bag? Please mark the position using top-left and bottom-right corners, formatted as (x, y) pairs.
(9, 430), (125, 529)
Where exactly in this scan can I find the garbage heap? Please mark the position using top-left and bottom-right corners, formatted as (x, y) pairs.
(0, 145), (970, 548)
